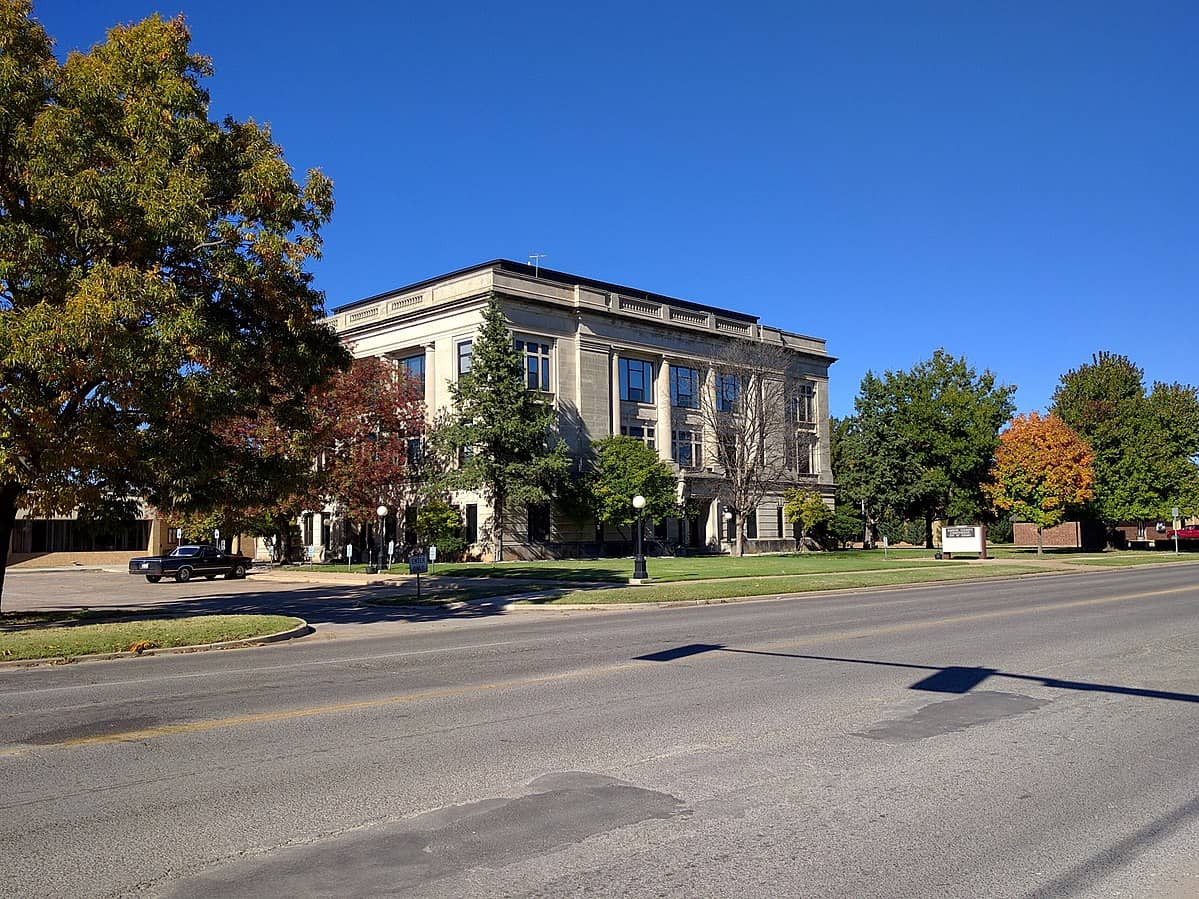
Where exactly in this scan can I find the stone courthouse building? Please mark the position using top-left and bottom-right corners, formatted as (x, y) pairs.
(320, 259), (835, 559)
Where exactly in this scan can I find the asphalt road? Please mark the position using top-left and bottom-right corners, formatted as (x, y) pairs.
(3, 564), (1199, 898)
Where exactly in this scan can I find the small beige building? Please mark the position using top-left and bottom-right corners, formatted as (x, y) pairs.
(315, 259), (835, 559)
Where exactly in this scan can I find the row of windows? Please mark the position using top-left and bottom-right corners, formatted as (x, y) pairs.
(622, 359), (816, 419)
(395, 337), (540, 394)
(620, 426), (818, 473)
(394, 342), (818, 428)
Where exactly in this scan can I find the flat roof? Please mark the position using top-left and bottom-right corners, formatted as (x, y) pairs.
(332, 259), (760, 323)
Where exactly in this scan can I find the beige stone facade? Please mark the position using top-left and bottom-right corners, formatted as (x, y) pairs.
(325, 259), (836, 558)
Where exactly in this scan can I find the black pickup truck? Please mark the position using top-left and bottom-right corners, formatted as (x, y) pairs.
(128, 545), (253, 583)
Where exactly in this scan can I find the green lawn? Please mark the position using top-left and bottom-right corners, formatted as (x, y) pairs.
(1059, 553), (1198, 567)
(528, 563), (1044, 604)
(0, 614), (302, 662)
(985, 546), (1198, 565)
(419, 551), (960, 584)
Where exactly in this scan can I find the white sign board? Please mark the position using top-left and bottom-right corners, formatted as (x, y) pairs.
(941, 525), (985, 554)
(428, 545), (438, 563)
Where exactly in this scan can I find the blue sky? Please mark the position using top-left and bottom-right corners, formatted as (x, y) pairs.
(36, 1), (1199, 418)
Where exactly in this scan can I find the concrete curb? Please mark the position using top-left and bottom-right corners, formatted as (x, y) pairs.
(0, 618), (311, 669)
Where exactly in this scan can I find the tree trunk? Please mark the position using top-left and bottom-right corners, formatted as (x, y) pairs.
(0, 483), (24, 615)
(273, 514), (290, 563)
(1036, 526), (1044, 556)
(735, 518), (745, 557)
(492, 491), (505, 563)
(925, 515), (934, 549)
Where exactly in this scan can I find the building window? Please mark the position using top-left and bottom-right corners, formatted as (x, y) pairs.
(457, 340), (473, 377)
(528, 503), (551, 543)
(399, 353), (425, 394)
(716, 373), (740, 413)
(619, 358), (654, 403)
(670, 365), (699, 409)
(796, 436), (815, 475)
(746, 507), (758, 540)
(406, 436), (423, 465)
(515, 338), (552, 391)
(672, 429), (702, 468)
(465, 504), (478, 544)
(621, 424), (656, 450)
(791, 382), (816, 424)
(302, 513), (314, 547)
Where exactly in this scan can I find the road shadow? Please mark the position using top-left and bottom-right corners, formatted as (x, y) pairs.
(634, 643), (1199, 705)
(4, 582), (518, 627)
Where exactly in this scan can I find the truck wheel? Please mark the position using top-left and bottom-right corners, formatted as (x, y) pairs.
(145, 575), (162, 583)
(175, 567), (192, 583)
(232, 563), (247, 579)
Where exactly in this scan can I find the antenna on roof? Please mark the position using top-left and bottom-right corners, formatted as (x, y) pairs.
(528, 253), (547, 278)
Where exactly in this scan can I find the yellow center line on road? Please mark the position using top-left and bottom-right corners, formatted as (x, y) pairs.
(3, 581), (1195, 759)
(0, 662), (646, 760)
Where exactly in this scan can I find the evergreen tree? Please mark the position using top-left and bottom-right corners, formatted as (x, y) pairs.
(431, 296), (568, 561)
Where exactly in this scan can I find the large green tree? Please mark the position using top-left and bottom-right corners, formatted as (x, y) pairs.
(1051, 352), (1199, 525)
(0, 4), (348, 607)
(431, 296), (568, 561)
(585, 435), (677, 537)
(843, 350), (1015, 547)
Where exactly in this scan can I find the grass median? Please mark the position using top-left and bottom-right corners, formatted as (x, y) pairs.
(395, 551), (961, 584)
(523, 563), (1045, 605)
(0, 614), (303, 662)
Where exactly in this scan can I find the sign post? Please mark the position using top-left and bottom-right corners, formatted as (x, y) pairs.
(428, 544), (438, 573)
(1173, 506), (1181, 555)
(387, 540), (395, 571)
(346, 543), (353, 572)
(882, 535), (889, 560)
(409, 551), (429, 602)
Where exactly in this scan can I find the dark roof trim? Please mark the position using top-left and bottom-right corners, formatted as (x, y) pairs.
(332, 259), (760, 323)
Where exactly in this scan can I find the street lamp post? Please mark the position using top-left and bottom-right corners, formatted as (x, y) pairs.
(376, 504), (388, 573)
(632, 494), (648, 581)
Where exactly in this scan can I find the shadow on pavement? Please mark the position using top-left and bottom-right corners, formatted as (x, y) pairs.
(634, 643), (1199, 705)
(5, 583), (515, 627)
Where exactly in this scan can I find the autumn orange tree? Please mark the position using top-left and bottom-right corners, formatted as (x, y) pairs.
(985, 412), (1095, 555)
